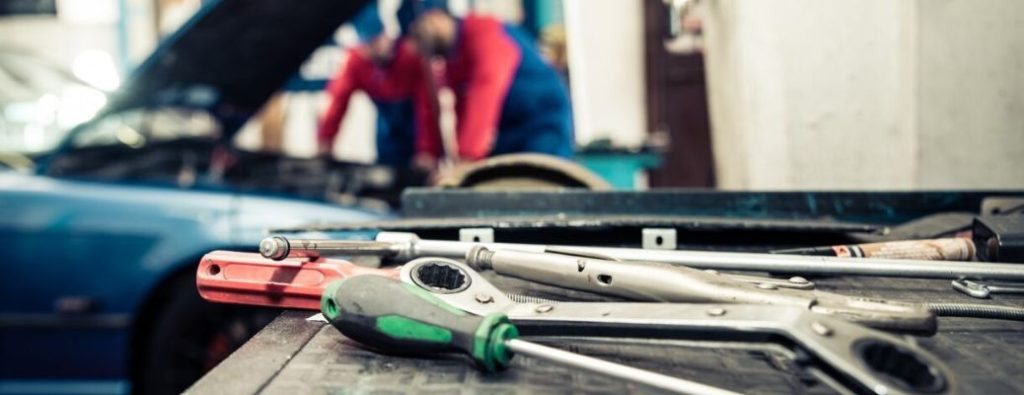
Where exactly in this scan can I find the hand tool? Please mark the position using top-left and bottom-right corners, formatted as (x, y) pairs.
(322, 274), (743, 395)
(772, 238), (975, 261)
(195, 250), (560, 309)
(259, 232), (1024, 281)
(379, 258), (954, 395)
(195, 250), (400, 310)
(462, 246), (935, 333)
(951, 279), (1024, 299)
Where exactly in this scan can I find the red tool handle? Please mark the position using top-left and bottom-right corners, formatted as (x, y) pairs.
(196, 250), (400, 310)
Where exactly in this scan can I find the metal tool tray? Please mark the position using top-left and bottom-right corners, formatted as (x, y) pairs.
(272, 190), (1024, 249)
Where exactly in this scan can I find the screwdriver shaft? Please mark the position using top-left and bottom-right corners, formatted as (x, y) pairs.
(505, 339), (743, 395)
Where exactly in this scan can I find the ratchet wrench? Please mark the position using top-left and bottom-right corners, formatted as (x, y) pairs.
(195, 251), (547, 310)
(196, 250), (400, 310)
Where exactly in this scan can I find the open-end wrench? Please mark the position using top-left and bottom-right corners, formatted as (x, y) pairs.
(396, 257), (956, 395)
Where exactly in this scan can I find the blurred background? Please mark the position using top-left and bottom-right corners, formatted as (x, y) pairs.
(0, 1), (1021, 394)
(4, 0), (1019, 191)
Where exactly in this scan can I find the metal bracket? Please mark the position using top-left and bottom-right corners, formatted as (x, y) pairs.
(460, 228), (495, 243)
(642, 228), (677, 250)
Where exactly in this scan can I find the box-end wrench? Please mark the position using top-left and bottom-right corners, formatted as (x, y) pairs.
(462, 246), (936, 333)
(397, 257), (956, 395)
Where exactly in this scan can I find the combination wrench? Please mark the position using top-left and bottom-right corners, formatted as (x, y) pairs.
(396, 257), (955, 395)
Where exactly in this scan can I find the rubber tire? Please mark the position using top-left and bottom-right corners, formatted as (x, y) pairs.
(135, 276), (277, 395)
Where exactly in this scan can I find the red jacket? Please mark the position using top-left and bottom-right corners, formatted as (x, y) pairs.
(415, 15), (522, 161)
(317, 40), (423, 148)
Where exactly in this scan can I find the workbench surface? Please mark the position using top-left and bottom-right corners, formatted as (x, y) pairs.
(189, 273), (1024, 395)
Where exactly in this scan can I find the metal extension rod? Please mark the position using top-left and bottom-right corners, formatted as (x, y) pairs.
(260, 232), (1024, 281)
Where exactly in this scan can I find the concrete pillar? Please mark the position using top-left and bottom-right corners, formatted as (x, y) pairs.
(702, 0), (1023, 189)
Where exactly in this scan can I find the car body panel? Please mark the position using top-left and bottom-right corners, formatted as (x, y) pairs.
(0, 172), (381, 390)
(1, 0), (376, 392)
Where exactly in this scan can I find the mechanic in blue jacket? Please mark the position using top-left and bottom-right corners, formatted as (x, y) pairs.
(409, 9), (575, 171)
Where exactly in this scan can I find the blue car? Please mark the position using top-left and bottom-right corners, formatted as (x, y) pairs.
(0, 0), (377, 394)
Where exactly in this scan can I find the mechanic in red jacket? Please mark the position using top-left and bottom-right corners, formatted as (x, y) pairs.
(316, 3), (424, 168)
(409, 10), (574, 171)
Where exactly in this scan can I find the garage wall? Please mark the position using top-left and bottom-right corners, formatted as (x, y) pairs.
(702, 0), (1024, 189)
(916, 1), (1024, 188)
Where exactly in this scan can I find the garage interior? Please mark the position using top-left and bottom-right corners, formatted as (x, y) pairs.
(1, 1), (1022, 394)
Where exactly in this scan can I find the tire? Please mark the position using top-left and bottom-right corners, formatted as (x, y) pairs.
(135, 276), (277, 395)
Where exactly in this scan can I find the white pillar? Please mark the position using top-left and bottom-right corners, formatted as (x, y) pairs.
(703, 0), (1023, 189)
(563, 0), (648, 147)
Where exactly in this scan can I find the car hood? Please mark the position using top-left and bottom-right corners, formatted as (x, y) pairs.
(0, 172), (384, 247)
(100, 0), (370, 135)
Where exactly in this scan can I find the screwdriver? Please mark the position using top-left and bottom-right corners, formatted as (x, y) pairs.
(321, 275), (743, 395)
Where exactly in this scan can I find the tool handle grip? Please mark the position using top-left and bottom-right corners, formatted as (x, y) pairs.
(196, 251), (399, 310)
(322, 275), (516, 371)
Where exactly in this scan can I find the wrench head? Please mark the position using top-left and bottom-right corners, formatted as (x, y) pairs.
(951, 279), (991, 298)
(400, 257), (515, 315)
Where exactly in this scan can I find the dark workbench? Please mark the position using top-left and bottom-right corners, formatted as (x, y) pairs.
(189, 273), (1024, 395)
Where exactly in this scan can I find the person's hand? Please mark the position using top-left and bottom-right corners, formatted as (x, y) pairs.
(412, 153), (437, 173)
(317, 141), (334, 160)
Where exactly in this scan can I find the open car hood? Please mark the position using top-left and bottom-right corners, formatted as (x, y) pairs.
(100, 0), (370, 134)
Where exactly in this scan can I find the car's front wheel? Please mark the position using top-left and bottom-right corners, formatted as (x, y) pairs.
(135, 275), (277, 395)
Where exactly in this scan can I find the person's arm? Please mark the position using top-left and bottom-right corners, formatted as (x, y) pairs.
(455, 19), (521, 160)
(413, 68), (443, 163)
(316, 51), (369, 153)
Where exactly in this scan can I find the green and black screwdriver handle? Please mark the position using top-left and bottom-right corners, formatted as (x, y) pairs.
(320, 274), (743, 395)
(321, 274), (516, 372)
